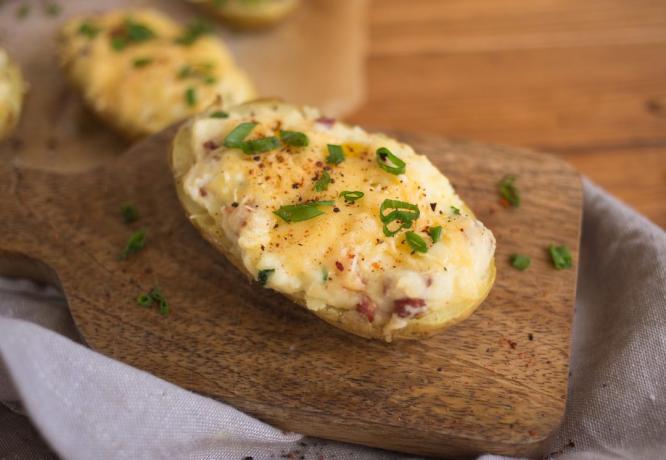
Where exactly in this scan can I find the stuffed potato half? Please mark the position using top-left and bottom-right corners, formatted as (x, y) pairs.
(58, 9), (255, 140)
(0, 48), (26, 141)
(171, 100), (496, 341)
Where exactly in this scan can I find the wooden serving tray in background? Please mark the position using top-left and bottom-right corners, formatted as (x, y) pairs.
(0, 130), (582, 458)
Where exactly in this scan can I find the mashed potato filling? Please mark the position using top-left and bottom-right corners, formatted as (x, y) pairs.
(182, 103), (495, 339)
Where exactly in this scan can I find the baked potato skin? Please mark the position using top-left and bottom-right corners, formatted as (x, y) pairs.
(171, 100), (496, 341)
(0, 49), (26, 141)
(58, 9), (255, 140)
(189, 0), (300, 28)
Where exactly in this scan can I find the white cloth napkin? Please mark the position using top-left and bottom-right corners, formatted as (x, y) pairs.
(1, 179), (665, 460)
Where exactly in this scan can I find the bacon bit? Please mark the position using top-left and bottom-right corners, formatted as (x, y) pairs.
(335, 261), (344, 271)
(199, 187), (207, 197)
(315, 116), (335, 127)
(356, 296), (377, 322)
(203, 140), (218, 150)
(394, 298), (427, 318)
(315, 161), (323, 167)
(499, 197), (511, 208)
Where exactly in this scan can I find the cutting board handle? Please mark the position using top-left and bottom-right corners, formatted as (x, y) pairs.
(0, 162), (62, 286)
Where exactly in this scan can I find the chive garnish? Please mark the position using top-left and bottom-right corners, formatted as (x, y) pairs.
(326, 144), (345, 165)
(450, 205), (461, 215)
(498, 175), (520, 207)
(210, 111), (228, 119)
(242, 137), (280, 155)
(376, 147), (406, 175)
(405, 231), (428, 253)
(379, 199), (420, 236)
(185, 87), (197, 107)
(119, 229), (146, 260)
(110, 19), (155, 51)
(280, 130), (309, 147)
(137, 293), (152, 307)
(274, 201), (335, 223)
(321, 267), (329, 282)
(121, 204), (139, 224)
(45, 3), (61, 16)
(137, 287), (169, 316)
(175, 18), (211, 46)
(340, 191), (364, 203)
(510, 254), (531, 271)
(78, 22), (100, 38)
(224, 122), (257, 148)
(314, 170), (331, 192)
(429, 225), (442, 243)
(16, 4), (30, 19)
(549, 244), (573, 270)
(132, 57), (153, 68)
(258, 269), (275, 286)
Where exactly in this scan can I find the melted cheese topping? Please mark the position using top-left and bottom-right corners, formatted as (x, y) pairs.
(182, 103), (495, 338)
(59, 9), (255, 138)
(0, 49), (25, 140)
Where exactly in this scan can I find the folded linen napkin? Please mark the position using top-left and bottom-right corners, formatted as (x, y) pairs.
(1, 179), (665, 460)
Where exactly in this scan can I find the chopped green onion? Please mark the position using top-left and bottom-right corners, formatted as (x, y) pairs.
(223, 122), (257, 148)
(429, 225), (442, 243)
(119, 229), (146, 260)
(121, 204), (139, 224)
(273, 201), (334, 223)
(209, 111), (228, 119)
(177, 65), (192, 79)
(340, 191), (364, 203)
(405, 231), (428, 253)
(326, 144), (345, 165)
(321, 267), (329, 282)
(242, 136), (280, 155)
(510, 254), (531, 271)
(280, 130), (309, 147)
(110, 19), (155, 51)
(450, 205), (461, 215)
(175, 18), (211, 46)
(203, 76), (217, 85)
(137, 293), (152, 307)
(379, 199), (420, 237)
(379, 199), (420, 223)
(314, 170), (331, 192)
(45, 3), (61, 17)
(136, 287), (169, 316)
(376, 147), (406, 175)
(132, 57), (153, 68)
(185, 87), (197, 107)
(498, 175), (520, 208)
(549, 244), (573, 270)
(16, 4), (30, 19)
(78, 22), (100, 38)
(258, 269), (275, 286)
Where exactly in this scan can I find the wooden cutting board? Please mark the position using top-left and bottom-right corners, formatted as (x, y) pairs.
(0, 129), (582, 458)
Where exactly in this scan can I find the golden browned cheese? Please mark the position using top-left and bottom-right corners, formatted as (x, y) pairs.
(0, 48), (26, 141)
(189, 0), (300, 28)
(58, 9), (255, 139)
(171, 100), (496, 341)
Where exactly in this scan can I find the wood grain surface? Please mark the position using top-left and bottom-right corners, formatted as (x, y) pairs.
(351, 0), (666, 227)
(0, 129), (582, 458)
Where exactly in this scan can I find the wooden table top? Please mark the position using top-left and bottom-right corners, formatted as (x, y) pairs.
(350, 0), (666, 228)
